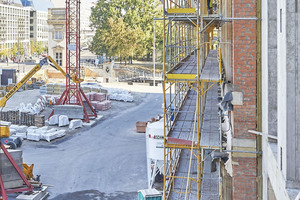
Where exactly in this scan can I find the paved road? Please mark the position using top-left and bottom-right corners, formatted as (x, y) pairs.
(21, 92), (163, 200)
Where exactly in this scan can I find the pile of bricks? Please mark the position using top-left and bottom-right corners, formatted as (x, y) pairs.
(92, 100), (111, 111)
(87, 92), (111, 111)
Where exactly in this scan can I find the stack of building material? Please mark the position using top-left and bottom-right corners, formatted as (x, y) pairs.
(34, 115), (45, 127)
(6, 83), (15, 92)
(0, 111), (8, 121)
(94, 93), (106, 102)
(86, 92), (96, 101)
(136, 121), (147, 133)
(27, 127), (40, 141)
(59, 84), (66, 94)
(8, 110), (19, 124)
(82, 86), (91, 93)
(0, 149), (24, 189)
(40, 85), (46, 95)
(100, 88), (108, 94)
(94, 100), (111, 111)
(20, 112), (28, 125)
(41, 129), (66, 142)
(46, 84), (54, 95)
(19, 112), (35, 126)
(53, 84), (60, 95)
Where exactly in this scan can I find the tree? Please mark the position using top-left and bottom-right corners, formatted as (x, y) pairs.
(0, 43), (7, 58)
(30, 41), (36, 55)
(99, 17), (143, 64)
(90, 0), (163, 59)
(35, 41), (43, 55)
(11, 43), (18, 57)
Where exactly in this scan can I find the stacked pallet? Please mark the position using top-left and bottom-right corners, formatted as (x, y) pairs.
(8, 110), (19, 124)
(20, 112), (28, 125)
(46, 83), (54, 94)
(0, 111), (8, 121)
(35, 115), (45, 127)
(19, 112), (35, 126)
(40, 85), (46, 95)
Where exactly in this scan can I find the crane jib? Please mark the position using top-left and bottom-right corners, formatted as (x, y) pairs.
(20, 66), (40, 84)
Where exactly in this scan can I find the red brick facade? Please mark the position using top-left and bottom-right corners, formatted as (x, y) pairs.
(232, 0), (257, 199)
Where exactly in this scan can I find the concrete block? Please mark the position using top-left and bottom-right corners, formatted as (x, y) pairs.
(231, 92), (243, 105)
(49, 114), (59, 125)
(69, 119), (83, 130)
(4, 180), (23, 189)
(54, 105), (84, 119)
(42, 130), (66, 142)
(0, 149), (23, 189)
(58, 115), (69, 127)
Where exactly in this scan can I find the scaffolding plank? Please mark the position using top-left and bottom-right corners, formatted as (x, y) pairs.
(200, 150), (220, 200)
(200, 50), (220, 82)
(200, 84), (220, 148)
(169, 149), (198, 200)
(167, 89), (198, 144)
(167, 8), (196, 14)
(167, 53), (197, 81)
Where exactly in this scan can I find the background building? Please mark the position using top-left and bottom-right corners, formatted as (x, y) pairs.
(262, 0), (300, 199)
(0, 0), (30, 57)
(21, 0), (53, 55)
(48, 0), (95, 67)
(47, 7), (65, 66)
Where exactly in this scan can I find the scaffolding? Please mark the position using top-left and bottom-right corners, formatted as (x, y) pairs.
(162, 0), (226, 199)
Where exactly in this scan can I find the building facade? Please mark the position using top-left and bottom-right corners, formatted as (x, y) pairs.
(30, 9), (48, 45)
(0, 0), (30, 57)
(262, 0), (300, 199)
(47, 7), (65, 66)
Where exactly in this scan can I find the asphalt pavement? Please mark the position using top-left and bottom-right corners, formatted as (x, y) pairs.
(20, 92), (164, 200)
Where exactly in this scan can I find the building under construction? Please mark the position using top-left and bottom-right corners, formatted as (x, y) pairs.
(161, 0), (300, 199)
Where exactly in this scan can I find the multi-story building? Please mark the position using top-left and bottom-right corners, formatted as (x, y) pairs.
(47, 7), (65, 66)
(29, 9), (48, 45)
(48, 0), (95, 67)
(0, 0), (30, 57)
(20, 0), (53, 54)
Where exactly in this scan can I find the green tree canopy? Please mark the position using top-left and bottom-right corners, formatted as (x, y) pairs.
(90, 0), (163, 58)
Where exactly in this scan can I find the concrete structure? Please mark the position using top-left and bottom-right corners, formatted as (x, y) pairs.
(0, 0), (30, 57)
(262, 0), (300, 199)
(0, 149), (23, 189)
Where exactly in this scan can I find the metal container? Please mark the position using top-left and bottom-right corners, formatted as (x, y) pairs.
(1, 69), (16, 86)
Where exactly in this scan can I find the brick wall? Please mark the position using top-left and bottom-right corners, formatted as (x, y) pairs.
(232, 0), (257, 199)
